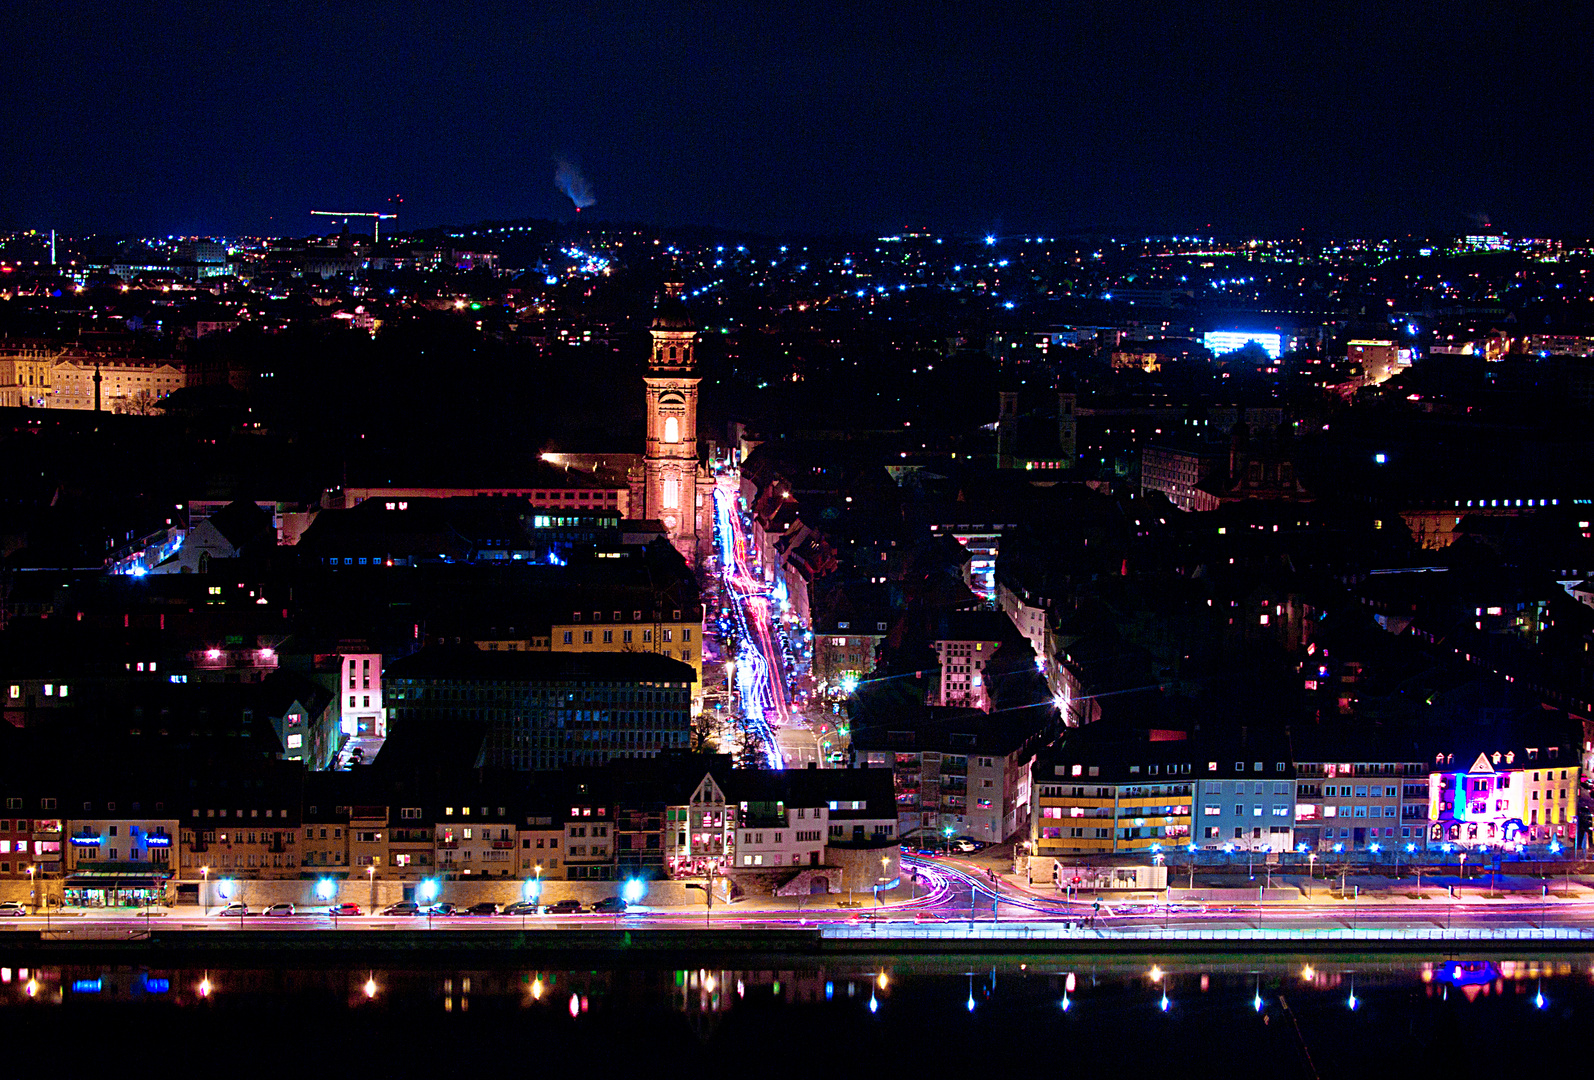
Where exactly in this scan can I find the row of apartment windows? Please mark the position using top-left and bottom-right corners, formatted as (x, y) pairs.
(562, 627), (691, 646)
(1202, 805), (1293, 817)
(8, 684), (69, 698)
(573, 611), (684, 623)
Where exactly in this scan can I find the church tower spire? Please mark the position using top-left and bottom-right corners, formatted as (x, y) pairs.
(643, 282), (701, 559)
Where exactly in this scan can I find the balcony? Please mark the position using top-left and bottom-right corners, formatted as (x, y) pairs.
(436, 841), (460, 850)
(490, 840), (515, 850)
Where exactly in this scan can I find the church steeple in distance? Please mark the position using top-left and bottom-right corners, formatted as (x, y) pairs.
(643, 281), (701, 558)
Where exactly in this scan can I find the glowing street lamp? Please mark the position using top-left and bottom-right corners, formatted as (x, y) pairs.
(200, 866), (210, 915)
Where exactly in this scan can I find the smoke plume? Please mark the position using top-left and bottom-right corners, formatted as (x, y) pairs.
(555, 159), (596, 209)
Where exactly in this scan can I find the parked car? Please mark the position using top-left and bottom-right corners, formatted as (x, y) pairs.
(953, 839), (982, 853)
(381, 901), (420, 916)
(590, 896), (628, 915)
(425, 902), (458, 917)
(326, 902), (362, 916)
(502, 900), (540, 915)
(463, 902), (500, 917)
(216, 902), (249, 916)
(262, 902), (296, 916)
(542, 899), (584, 915)
(0, 901), (26, 916)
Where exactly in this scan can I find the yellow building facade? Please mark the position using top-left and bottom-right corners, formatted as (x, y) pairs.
(0, 349), (54, 408)
(549, 613), (703, 705)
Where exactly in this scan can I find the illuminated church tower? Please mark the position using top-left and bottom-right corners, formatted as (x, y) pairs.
(643, 282), (701, 560)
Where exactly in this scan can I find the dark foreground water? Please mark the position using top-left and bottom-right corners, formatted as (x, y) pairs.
(0, 953), (1582, 1078)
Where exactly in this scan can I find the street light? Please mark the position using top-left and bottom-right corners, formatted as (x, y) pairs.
(201, 866), (210, 916)
(1151, 848), (1167, 930)
(704, 859), (718, 927)
(27, 865), (47, 932)
(1307, 851), (1316, 898)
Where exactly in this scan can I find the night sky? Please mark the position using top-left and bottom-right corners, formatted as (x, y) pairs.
(6, 2), (1592, 238)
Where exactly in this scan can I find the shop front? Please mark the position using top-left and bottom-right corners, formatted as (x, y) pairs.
(64, 864), (172, 908)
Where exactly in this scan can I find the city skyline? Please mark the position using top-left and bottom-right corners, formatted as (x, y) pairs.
(5, 3), (1593, 238)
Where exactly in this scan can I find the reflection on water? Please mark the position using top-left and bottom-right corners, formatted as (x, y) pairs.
(0, 955), (1585, 1075)
(2, 955), (1585, 1011)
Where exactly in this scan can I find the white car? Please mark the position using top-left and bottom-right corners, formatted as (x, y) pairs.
(0, 901), (26, 917)
(216, 902), (249, 916)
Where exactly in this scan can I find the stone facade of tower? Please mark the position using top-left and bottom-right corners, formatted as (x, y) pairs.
(643, 283), (702, 563)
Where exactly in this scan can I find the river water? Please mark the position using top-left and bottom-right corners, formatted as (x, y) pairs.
(0, 953), (1579, 1076)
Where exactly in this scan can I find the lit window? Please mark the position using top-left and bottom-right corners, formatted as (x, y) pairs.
(663, 416), (680, 444)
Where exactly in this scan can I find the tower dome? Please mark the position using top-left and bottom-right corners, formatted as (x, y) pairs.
(651, 281), (695, 331)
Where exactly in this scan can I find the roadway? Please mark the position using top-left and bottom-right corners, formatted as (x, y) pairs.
(4, 859), (1593, 934)
(905, 856), (1594, 933)
(711, 478), (791, 767)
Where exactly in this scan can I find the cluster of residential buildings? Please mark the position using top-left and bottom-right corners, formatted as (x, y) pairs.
(1027, 707), (1586, 865)
(0, 748), (899, 907)
(8, 220), (1594, 910)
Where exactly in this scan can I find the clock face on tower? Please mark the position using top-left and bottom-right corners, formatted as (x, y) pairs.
(663, 514), (678, 530)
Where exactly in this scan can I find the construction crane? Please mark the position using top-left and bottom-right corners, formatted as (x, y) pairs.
(310, 210), (397, 244)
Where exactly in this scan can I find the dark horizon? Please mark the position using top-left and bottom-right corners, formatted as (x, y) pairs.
(5, 3), (1593, 240)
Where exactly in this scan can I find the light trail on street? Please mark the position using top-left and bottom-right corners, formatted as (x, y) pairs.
(712, 478), (789, 767)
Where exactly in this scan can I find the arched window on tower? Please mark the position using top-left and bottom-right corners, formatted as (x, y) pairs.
(663, 478), (680, 510)
(663, 416), (680, 444)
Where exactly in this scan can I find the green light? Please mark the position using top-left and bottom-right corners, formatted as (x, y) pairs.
(469, 302), (482, 310)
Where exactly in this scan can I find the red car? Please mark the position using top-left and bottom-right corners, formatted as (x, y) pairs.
(326, 902), (362, 916)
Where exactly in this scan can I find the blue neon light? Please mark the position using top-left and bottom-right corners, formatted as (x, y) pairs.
(69, 835), (103, 846)
(72, 978), (103, 994)
(1204, 331), (1283, 359)
(144, 835), (171, 847)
